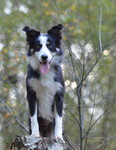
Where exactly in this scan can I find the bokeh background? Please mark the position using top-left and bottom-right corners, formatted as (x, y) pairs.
(0, 0), (116, 149)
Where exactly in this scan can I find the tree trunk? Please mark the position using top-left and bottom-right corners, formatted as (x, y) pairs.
(6, 135), (71, 150)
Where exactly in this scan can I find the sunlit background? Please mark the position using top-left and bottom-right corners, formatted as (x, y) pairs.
(0, 0), (116, 149)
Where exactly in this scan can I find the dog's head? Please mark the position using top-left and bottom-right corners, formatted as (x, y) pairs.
(23, 24), (63, 74)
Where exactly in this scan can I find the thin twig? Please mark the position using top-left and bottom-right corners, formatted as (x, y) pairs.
(77, 31), (115, 90)
(77, 64), (85, 150)
(63, 133), (76, 150)
(85, 32), (116, 66)
(104, 137), (108, 150)
(99, 6), (103, 54)
(4, 103), (29, 134)
(77, 53), (102, 90)
(83, 103), (115, 139)
(83, 94), (96, 150)
(65, 106), (80, 127)
(86, 0), (97, 50)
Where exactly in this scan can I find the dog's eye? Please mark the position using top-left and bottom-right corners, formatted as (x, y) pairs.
(47, 43), (52, 49)
(35, 43), (42, 51)
(37, 43), (42, 49)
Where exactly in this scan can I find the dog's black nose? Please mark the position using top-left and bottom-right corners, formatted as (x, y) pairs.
(41, 55), (48, 61)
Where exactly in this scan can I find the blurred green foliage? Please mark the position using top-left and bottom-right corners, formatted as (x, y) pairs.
(0, 0), (116, 149)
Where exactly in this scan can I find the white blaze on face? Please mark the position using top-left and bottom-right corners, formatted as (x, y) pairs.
(35, 35), (52, 74)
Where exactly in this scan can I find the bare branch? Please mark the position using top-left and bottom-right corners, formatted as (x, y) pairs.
(65, 106), (80, 127)
(83, 94), (96, 150)
(83, 102), (115, 139)
(77, 53), (102, 90)
(63, 133), (76, 150)
(4, 103), (29, 134)
(99, 6), (103, 54)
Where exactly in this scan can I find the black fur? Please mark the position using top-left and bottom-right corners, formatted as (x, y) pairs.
(27, 65), (40, 79)
(26, 85), (37, 116)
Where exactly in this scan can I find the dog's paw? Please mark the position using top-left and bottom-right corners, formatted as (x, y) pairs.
(54, 136), (65, 143)
(31, 132), (40, 137)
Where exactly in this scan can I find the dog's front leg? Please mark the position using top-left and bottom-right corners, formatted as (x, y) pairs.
(30, 103), (40, 137)
(54, 92), (63, 140)
(27, 86), (40, 137)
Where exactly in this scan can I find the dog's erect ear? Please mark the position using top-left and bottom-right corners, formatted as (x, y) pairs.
(47, 24), (63, 40)
(23, 26), (40, 43)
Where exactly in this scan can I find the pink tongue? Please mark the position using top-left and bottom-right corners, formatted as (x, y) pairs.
(40, 62), (50, 74)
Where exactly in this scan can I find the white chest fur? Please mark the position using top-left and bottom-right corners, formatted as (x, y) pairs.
(28, 69), (62, 121)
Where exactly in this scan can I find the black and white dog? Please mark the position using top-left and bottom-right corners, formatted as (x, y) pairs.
(23, 24), (64, 140)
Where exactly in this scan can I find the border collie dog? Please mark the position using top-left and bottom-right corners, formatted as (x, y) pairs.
(23, 24), (64, 140)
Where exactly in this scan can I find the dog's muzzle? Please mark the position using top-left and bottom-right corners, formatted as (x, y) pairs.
(40, 55), (50, 74)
